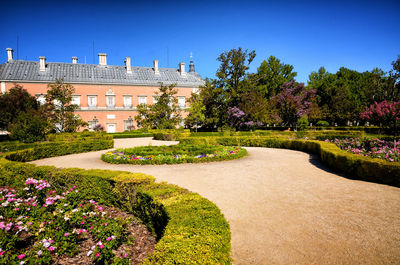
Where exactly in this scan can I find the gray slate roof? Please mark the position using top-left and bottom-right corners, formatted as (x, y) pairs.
(0, 60), (204, 87)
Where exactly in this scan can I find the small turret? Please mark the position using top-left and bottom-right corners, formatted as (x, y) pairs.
(189, 52), (195, 73)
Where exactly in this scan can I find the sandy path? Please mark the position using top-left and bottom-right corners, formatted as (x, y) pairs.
(31, 138), (400, 265)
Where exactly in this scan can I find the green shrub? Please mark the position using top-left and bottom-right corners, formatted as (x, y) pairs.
(9, 111), (48, 143)
(101, 144), (248, 165)
(316, 120), (329, 126)
(180, 136), (400, 187)
(0, 133), (232, 264)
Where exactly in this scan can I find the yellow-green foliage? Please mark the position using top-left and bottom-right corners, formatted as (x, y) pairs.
(180, 136), (400, 187)
(0, 133), (232, 264)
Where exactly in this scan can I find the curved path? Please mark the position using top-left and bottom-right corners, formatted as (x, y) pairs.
(31, 138), (400, 265)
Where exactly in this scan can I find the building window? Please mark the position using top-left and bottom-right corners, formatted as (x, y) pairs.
(36, 94), (46, 106)
(71, 95), (80, 106)
(138, 96), (147, 105)
(88, 116), (99, 131)
(178, 96), (186, 108)
(106, 95), (115, 108)
(1, 82), (5, 94)
(54, 99), (62, 109)
(88, 96), (97, 108)
(153, 96), (158, 105)
(124, 116), (134, 131)
(123, 96), (132, 108)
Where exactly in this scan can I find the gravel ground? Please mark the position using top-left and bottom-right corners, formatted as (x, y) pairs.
(30, 138), (400, 265)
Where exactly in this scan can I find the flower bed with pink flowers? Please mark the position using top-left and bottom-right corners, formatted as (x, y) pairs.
(0, 178), (155, 265)
(327, 138), (400, 162)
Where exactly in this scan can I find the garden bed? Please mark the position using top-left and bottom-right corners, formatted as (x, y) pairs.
(0, 178), (155, 265)
(327, 138), (399, 162)
(101, 144), (248, 165)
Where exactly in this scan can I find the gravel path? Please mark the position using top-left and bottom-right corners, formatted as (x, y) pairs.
(31, 138), (400, 265)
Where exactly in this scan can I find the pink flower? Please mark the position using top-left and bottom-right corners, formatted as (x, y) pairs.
(64, 233), (69, 237)
(17, 254), (25, 259)
(0, 251), (5, 256)
(96, 252), (101, 257)
(48, 246), (55, 251)
(81, 221), (85, 225)
(89, 226), (93, 230)
(104, 223), (108, 226)
(106, 237), (112, 241)
(99, 244), (104, 249)
(37, 250), (42, 256)
(123, 253), (127, 258)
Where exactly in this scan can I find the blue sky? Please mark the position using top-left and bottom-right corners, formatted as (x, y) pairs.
(0, 0), (399, 83)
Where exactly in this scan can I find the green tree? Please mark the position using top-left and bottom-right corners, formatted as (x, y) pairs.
(45, 79), (86, 132)
(216, 47), (256, 105)
(386, 55), (400, 101)
(197, 79), (227, 130)
(0, 84), (39, 130)
(255, 55), (297, 99)
(9, 111), (48, 143)
(135, 83), (182, 129)
(185, 92), (205, 132)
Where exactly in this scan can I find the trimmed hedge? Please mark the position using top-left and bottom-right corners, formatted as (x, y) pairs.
(1, 135), (232, 264)
(101, 145), (248, 165)
(5, 136), (114, 162)
(180, 136), (400, 187)
(110, 132), (154, 139)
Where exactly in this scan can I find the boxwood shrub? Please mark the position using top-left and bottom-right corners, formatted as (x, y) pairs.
(180, 136), (400, 187)
(101, 144), (248, 165)
(1, 134), (232, 264)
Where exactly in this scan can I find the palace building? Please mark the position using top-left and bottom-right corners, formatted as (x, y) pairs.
(0, 48), (204, 132)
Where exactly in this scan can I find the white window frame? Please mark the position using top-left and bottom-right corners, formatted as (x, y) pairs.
(36, 94), (46, 106)
(106, 95), (115, 108)
(152, 95), (159, 105)
(71, 95), (80, 107)
(123, 95), (132, 108)
(107, 123), (116, 133)
(138, 96), (147, 105)
(178, 96), (186, 108)
(124, 119), (133, 131)
(88, 95), (97, 108)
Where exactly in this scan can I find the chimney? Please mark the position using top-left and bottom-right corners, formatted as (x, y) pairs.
(125, 57), (132, 73)
(179, 62), (186, 76)
(6, 48), (13, 62)
(72, 56), (78, 64)
(39, 56), (46, 71)
(98, 53), (107, 66)
(153, 60), (160, 75)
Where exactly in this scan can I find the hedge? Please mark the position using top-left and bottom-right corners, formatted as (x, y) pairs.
(4, 136), (114, 162)
(101, 145), (248, 165)
(1, 135), (232, 264)
(180, 136), (400, 187)
(109, 132), (154, 139)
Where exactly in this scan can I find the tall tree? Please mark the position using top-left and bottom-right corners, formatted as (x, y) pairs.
(216, 47), (256, 105)
(185, 91), (205, 132)
(135, 83), (182, 129)
(45, 79), (86, 132)
(0, 85), (39, 130)
(271, 81), (316, 126)
(197, 79), (227, 130)
(386, 55), (400, 101)
(255, 56), (297, 99)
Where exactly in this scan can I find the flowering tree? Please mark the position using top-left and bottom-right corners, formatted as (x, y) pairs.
(271, 81), (316, 126)
(361, 100), (400, 136)
(227, 106), (245, 128)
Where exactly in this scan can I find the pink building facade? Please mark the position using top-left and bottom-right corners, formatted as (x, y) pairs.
(0, 49), (204, 132)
